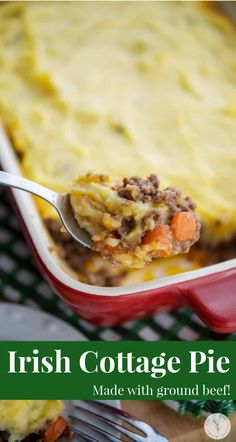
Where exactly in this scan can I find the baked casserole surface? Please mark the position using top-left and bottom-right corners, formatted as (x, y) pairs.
(0, 1), (235, 284)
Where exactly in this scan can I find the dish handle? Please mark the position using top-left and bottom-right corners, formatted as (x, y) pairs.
(182, 268), (236, 334)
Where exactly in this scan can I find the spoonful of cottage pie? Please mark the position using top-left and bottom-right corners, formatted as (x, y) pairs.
(0, 171), (200, 268)
(69, 173), (200, 268)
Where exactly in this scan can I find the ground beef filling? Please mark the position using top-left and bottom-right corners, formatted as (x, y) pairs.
(116, 175), (196, 211)
(83, 174), (201, 266)
(105, 174), (200, 259)
(116, 174), (161, 202)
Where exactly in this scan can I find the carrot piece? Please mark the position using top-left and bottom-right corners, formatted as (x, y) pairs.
(171, 212), (196, 241)
(142, 224), (172, 246)
(41, 417), (67, 442)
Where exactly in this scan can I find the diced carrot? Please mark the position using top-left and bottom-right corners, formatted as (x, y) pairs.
(142, 224), (172, 246)
(41, 417), (67, 442)
(171, 212), (196, 241)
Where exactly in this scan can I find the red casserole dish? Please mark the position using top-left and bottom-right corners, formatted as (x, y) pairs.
(0, 126), (236, 333)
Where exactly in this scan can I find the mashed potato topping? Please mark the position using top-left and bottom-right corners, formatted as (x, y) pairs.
(0, 2), (236, 244)
(0, 400), (64, 442)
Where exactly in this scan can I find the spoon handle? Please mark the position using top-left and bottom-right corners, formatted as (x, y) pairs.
(0, 170), (58, 207)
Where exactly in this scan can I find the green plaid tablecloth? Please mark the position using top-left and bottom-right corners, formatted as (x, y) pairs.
(0, 186), (236, 416)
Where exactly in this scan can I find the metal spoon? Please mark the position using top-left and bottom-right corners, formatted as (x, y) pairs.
(0, 170), (93, 249)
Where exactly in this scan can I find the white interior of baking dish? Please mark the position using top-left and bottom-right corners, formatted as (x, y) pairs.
(0, 126), (235, 297)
